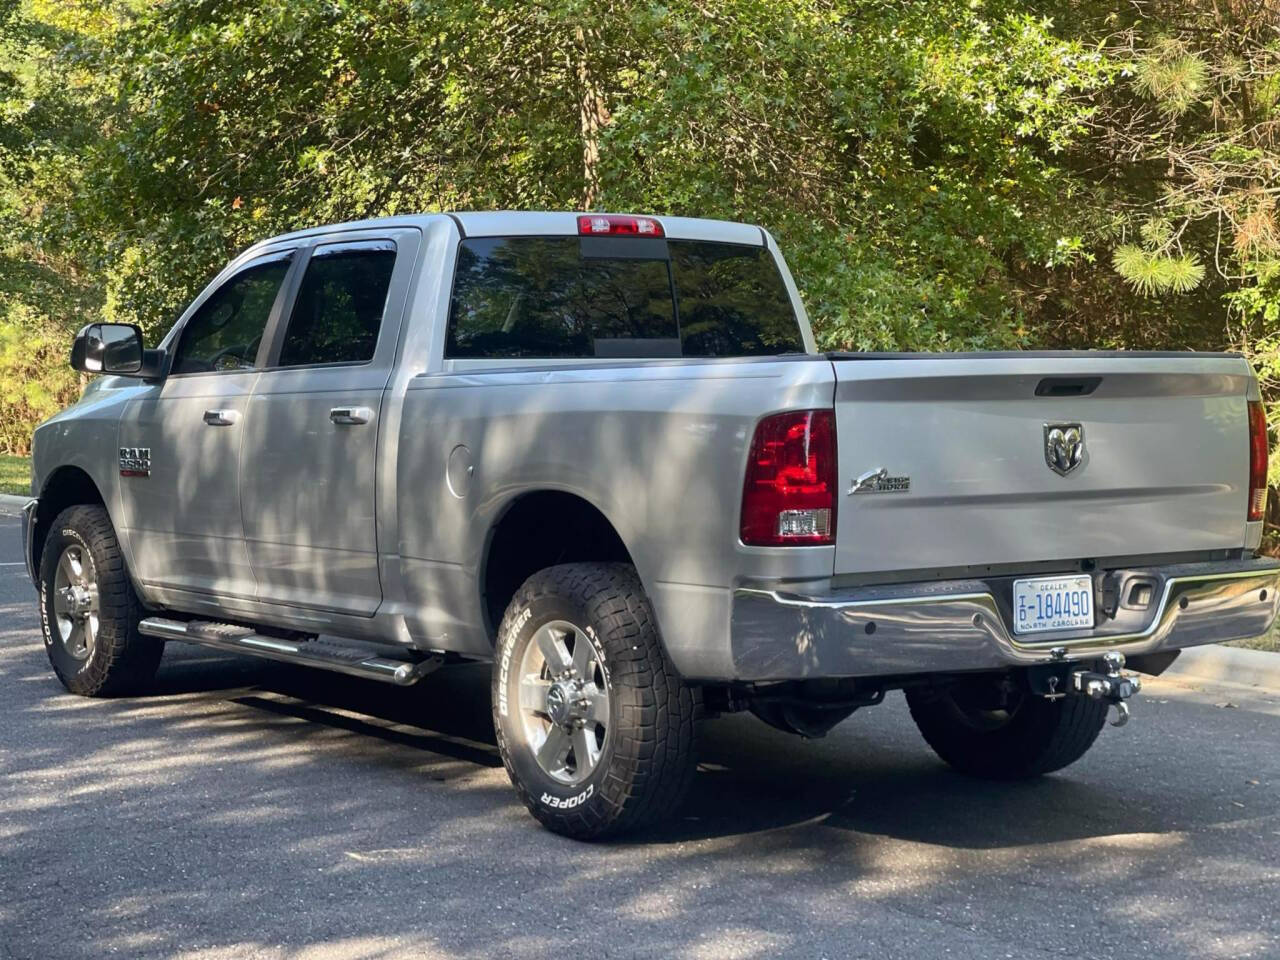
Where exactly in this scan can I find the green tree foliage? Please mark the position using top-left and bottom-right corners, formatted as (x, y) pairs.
(1074, 4), (1278, 343)
(0, 0), (1277, 464)
(0, 0), (119, 454)
(59, 0), (1112, 355)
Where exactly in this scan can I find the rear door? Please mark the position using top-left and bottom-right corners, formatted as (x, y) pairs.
(240, 230), (419, 615)
(830, 353), (1253, 576)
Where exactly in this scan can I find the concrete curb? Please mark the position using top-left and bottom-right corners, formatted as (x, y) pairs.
(0, 493), (30, 516)
(1164, 643), (1280, 693)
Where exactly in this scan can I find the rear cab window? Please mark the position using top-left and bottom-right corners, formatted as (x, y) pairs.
(446, 235), (804, 359)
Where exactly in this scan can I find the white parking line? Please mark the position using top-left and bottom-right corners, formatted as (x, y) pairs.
(0, 562), (25, 567)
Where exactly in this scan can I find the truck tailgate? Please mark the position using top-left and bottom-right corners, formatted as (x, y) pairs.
(830, 353), (1254, 576)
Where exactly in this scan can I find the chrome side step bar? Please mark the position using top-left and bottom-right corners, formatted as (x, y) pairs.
(138, 617), (443, 686)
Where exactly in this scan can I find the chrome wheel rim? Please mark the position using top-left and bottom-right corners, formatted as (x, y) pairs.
(516, 619), (610, 785)
(52, 544), (99, 661)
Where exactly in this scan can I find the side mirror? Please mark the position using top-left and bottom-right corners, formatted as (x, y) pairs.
(70, 323), (161, 378)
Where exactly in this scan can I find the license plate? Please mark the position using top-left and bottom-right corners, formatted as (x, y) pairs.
(1012, 575), (1095, 635)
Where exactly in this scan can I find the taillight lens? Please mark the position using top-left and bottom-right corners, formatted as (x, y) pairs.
(576, 214), (664, 237)
(1248, 400), (1268, 522)
(740, 410), (837, 546)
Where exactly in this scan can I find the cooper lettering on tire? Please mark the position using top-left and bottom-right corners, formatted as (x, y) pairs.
(491, 563), (701, 840)
(540, 785), (593, 809)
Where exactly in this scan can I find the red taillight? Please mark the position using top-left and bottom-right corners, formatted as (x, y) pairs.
(1248, 400), (1268, 522)
(576, 214), (664, 237)
(740, 410), (837, 546)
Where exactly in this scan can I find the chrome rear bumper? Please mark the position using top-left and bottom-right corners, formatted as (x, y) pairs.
(730, 558), (1280, 681)
(20, 498), (37, 589)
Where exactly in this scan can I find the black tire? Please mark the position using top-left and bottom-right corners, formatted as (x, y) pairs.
(39, 504), (163, 697)
(492, 563), (701, 840)
(905, 677), (1108, 779)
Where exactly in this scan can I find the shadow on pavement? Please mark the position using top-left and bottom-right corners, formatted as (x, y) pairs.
(142, 643), (1277, 852)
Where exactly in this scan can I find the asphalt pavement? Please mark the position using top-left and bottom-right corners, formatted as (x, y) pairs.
(1, 513), (1278, 960)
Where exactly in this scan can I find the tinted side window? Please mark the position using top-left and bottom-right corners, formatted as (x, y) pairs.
(278, 243), (396, 367)
(446, 237), (678, 359)
(669, 241), (804, 356)
(171, 255), (291, 375)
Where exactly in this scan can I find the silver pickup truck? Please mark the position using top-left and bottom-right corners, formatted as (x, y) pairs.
(21, 211), (1280, 839)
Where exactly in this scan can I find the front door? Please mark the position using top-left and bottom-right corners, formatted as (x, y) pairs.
(118, 248), (297, 599)
(240, 233), (416, 616)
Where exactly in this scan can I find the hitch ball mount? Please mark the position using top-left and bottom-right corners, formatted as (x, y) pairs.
(1032, 652), (1143, 727)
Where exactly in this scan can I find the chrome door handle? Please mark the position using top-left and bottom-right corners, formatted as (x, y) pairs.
(329, 406), (372, 426)
(202, 409), (240, 426)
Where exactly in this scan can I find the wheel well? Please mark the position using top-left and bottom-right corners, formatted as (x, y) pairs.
(33, 466), (105, 574)
(482, 491), (632, 636)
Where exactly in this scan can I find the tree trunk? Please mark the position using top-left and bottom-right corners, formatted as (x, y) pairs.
(574, 25), (610, 210)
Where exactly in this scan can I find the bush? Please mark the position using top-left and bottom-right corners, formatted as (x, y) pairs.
(0, 302), (81, 455)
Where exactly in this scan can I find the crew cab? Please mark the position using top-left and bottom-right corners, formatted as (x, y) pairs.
(21, 211), (1280, 839)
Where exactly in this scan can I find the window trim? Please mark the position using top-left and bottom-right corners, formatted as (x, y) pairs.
(260, 238), (400, 372)
(164, 248), (300, 380)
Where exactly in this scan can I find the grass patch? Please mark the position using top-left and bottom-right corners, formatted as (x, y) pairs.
(1229, 629), (1279, 653)
(0, 454), (30, 497)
